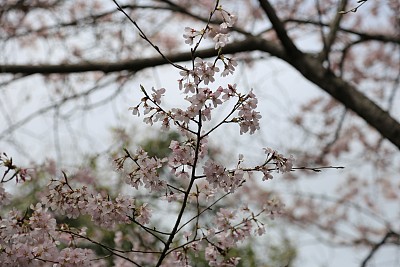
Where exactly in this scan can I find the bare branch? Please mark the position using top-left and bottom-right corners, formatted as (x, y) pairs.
(317, 107), (347, 162)
(58, 229), (144, 267)
(339, 0), (368, 14)
(361, 231), (400, 267)
(258, 0), (303, 59)
(286, 19), (400, 44)
(319, 0), (348, 62)
(0, 37), (276, 75)
(294, 53), (400, 150)
(0, 74), (131, 140)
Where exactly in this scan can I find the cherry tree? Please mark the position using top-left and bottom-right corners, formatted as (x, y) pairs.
(0, 0), (399, 266)
(0, 2), (299, 266)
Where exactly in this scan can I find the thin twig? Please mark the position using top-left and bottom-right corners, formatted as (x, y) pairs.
(59, 229), (144, 267)
(360, 231), (399, 267)
(339, 0), (368, 14)
(113, 0), (186, 71)
(177, 192), (230, 233)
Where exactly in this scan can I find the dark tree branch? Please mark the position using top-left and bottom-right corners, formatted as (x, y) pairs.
(361, 230), (399, 267)
(0, 37), (276, 75)
(251, 2), (399, 151)
(1, 36), (399, 150)
(340, 0), (368, 14)
(258, 0), (303, 59)
(291, 53), (400, 150)
(375, 53), (400, 150)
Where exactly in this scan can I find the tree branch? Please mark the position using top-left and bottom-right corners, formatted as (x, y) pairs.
(319, 0), (348, 61)
(361, 230), (399, 267)
(286, 19), (400, 44)
(0, 37), (277, 75)
(258, 0), (303, 59)
(291, 53), (400, 150)
(1, 36), (399, 150)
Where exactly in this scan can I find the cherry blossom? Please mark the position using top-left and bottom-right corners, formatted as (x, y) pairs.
(213, 33), (230, 49)
(0, 3), (295, 266)
(263, 147), (294, 173)
(221, 57), (238, 77)
(183, 27), (203, 45)
(0, 184), (11, 207)
(0, 204), (98, 267)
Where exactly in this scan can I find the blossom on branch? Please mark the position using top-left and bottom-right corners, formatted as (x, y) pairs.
(0, 3), (300, 266)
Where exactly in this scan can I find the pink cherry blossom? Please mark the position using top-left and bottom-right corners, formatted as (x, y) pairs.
(213, 33), (230, 49)
(0, 184), (11, 207)
(0, 5), (297, 266)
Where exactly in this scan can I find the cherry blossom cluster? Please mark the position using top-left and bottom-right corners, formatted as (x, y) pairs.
(0, 153), (31, 208)
(260, 148), (294, 179)
(183, 5), (237, 50)
(0, 3), (295, 267)
(115, 146), (168, 192)
(41, 177), (152, 228)
(131, 82), (260, 136)
(205, 244), (241, 267)
(0, 204), (96, 267)
(121, 4), (291, 265)
(203, 160), (244, 193)
(0, 152), (30, 183)
(199, 200), (286, 267)
(165, 201), (282, 267)
(0, 183), (11, 208)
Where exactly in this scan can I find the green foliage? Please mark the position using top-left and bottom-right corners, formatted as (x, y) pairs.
(264, 236), (297, 267)
(142, 131), (180, 159)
